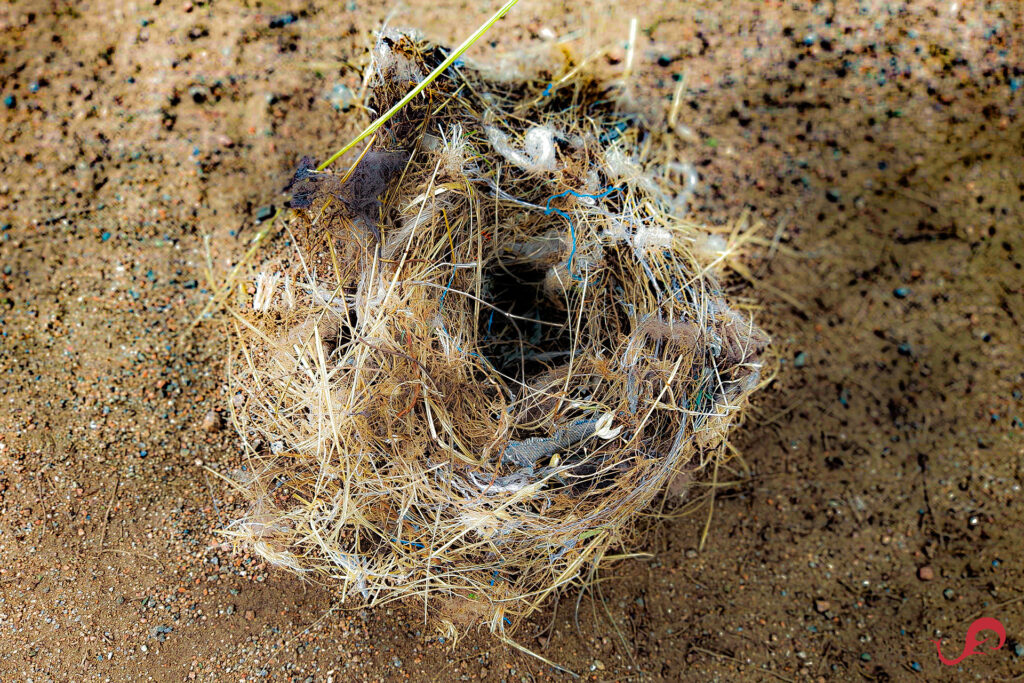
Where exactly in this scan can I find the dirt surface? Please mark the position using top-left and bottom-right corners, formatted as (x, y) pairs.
(2, 0), (1022, 681)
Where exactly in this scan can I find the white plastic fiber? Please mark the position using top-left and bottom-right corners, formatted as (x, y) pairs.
(485, 125), (559, 173)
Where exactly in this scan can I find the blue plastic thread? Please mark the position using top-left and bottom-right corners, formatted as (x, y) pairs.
(544, 186), (622, 280)
(484, 309), (495, 340)
(438, 270), (457, 309)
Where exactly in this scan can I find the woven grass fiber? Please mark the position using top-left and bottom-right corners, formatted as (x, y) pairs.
(223, 29), (769, 637)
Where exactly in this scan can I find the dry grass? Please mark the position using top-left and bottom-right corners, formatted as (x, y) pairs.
(219, 29), (769, 639)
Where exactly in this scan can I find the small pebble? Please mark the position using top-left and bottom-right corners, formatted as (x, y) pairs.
(255, 205), (275, 222)
(943, 588), (955, 600)
(860, 653), (871, 662)
(326, 83), (355, 111)
(201, 409), (222, 432)
(893, 287), (910, 298)
(269, 13), (298, 29)
(1014, 643), (1024, 658)
(794, 351), (807, 368)
(3, 94), (15, 108)
(917, 566), (934, 581)
(814, 600), (831, 614)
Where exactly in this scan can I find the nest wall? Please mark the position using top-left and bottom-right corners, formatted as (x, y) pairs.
(225, 31), (769, 635)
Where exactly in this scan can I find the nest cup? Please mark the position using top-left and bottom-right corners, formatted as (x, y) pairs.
(226, 31), (768, 636)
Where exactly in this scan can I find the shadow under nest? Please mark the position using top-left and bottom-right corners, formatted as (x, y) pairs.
(225, 30), (769, 639)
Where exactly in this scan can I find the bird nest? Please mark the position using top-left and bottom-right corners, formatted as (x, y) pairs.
(224, 31), (768, 637)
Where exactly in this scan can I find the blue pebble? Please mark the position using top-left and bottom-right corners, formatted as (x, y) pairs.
(910, 661), (922, 671)
(101, 231), (112, 241)
(794, 351), (807, 368)
(1015, 643), (1024, 658)
(269, 12), (297, 28)
(3, 94), (15, 108)
(893, 287), (910, 298)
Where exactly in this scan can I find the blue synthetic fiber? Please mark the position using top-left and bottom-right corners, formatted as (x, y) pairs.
(544, 186), (622, 279)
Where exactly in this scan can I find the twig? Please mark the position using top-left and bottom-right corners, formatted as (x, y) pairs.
(99, 475), (120, 547)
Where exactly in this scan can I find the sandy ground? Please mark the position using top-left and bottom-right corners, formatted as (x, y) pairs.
(1, 0), (1022, 680)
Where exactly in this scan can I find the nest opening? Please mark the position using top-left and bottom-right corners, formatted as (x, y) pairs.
(478, 260), (571, 381)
